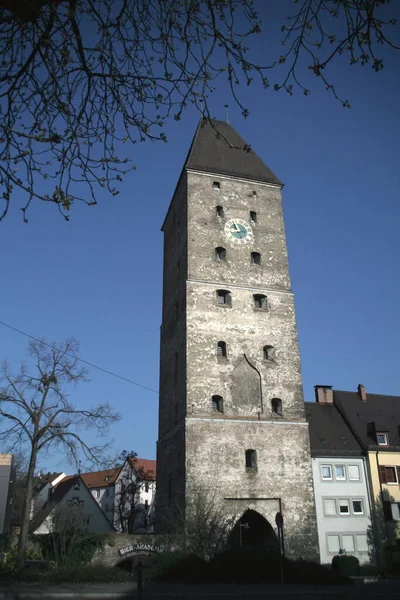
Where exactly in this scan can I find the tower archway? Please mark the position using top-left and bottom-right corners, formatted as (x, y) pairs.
(228, 510), (279, 552)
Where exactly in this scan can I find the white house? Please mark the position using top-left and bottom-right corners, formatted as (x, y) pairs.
(77, 458), (156, 533)
(306, 387), (373, 565)
(30, 475), (114, 535)
(31, 472), (66, 519)
(113, 457), (156, 533)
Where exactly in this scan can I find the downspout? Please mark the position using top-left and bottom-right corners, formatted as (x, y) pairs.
(375, 450), (393, 571)
(244, 353), (263, 417)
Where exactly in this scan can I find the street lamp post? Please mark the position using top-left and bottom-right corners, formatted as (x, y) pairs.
(239, 522), (250, 547)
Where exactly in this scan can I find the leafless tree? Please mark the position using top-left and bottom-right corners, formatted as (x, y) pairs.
(114, 450), (153, 533)
(0, 338), (120, 568)
(0, 1), (398, 221)
(165, 484), (235, 560)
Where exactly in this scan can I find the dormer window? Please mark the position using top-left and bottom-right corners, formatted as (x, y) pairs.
(377, 433), (389, 446)
(104, 475), (111, 482)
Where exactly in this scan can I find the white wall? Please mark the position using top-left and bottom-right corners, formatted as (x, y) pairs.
(312, 457), (372, 565)
(90, 485), (115, 521)
(33, 479), (114, 535)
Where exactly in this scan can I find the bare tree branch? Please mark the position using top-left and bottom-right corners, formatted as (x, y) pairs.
(0, 0), (398, 220)
(0, 337), (120, 568)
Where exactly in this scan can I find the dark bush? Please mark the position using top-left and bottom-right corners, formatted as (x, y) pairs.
(147, 549), (353, 586)
(210, 549), (281, 584)
(332, 553), (360, 577)
(151, 553), (210, 583)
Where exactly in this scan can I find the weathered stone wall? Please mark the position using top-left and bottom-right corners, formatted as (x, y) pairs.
(186, 418), (319, 561)
(157, 165), (319, 561)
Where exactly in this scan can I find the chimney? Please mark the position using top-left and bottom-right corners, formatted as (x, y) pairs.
(358, 384), (367, 402)
(314, 385), (333, 404)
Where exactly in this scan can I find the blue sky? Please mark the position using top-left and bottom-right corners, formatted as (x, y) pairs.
(1, 4), (399, 472)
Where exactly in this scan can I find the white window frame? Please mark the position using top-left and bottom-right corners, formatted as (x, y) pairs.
(323, 498), (337, 516)
(335, 464), (346, 480)
(385, 465), (399, 485)
(338, 499), (350, 515)
(352, 499), (364, 515)
(348, 464), (361, 481)
(377, 433), (388, 446)
(321, 464), (332, 480)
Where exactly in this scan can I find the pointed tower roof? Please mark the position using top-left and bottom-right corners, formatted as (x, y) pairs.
(185, 119), (282, 186)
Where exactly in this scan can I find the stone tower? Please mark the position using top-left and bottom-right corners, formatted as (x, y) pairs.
(156, 120), (319, 560)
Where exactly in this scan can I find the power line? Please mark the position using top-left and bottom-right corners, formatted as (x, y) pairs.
(0, 319), (158, 395)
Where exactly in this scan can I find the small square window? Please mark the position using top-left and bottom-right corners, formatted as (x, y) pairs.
(386, 466), (398, 484)
(250, 211), (257, 223)
(323, 499), (336, 516)
(338, 499), (350, 515)
(216, 205), (224, 218)
(253, 294), (267, 310)
(245, 449), (257, 471)
(213, 181), (220, 191)
(212, 395), (224, 413)
(327, 535), (340, 553)
(342, 535), (355, 552)
(216, 289), (231, 306)
(145, 482), (149, 493)
(95, 490), (100, 499)
(377, 433), (388, 446)
(348, 465), (360, 481)
(335, 465), (346, 480)
(321, 465), (332, 480)
(352, 499), (363, 514)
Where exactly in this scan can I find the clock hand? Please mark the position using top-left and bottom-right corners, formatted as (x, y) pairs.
(232, 221), (239, 231)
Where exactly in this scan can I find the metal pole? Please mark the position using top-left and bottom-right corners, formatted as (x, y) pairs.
(137, 561), (143, 600)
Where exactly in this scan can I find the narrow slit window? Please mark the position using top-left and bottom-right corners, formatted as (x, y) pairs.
(245, 449), (257, 471)
(251, 252), (261, 265)
(253, 294), (267, 310)
(271, 398), (283, 416)
(250, 211), (257, 223)
(215, 246), (226, 261)
(263, 345), (274, 360)
(216, 205), (224, 218)
(213, 181), (220, 192)
(216, 289), (231, 306)
(217, 341), (227, 358)
(212, 395), (223, 413)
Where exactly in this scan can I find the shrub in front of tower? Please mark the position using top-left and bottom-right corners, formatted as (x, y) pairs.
(149, 553), (211, 584)
(332, 553), (360, 577)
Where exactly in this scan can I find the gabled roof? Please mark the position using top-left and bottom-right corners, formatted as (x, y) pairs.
(185, 119), (282, 186)
(30, 475), (115, 533)
(75, 467), (121, 489)
(305, 402), (363, 457)
(30, 477), (78, 533)
(334, 390), (400, 451)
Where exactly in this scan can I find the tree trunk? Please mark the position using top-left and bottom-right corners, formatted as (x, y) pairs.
(16, 445), (37, 569)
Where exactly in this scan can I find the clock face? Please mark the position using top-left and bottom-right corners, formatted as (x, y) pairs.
(224, 219), (253, 244)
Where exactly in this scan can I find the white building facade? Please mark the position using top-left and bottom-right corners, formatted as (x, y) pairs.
(311, 456), (372, 564)
(306, 387), (373, 565)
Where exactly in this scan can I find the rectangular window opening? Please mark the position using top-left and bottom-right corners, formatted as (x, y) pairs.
(338, 499), (350, 515)
(335, 465), (346, 480)
(352, 499), (363, 514)
(321, 465), (332, 480)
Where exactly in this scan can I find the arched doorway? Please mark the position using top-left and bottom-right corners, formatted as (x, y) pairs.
(228, 510), (279, 552)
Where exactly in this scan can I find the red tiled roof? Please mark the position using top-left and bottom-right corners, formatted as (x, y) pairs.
(61, 467), (120, 489)
(62, 459), (156, 489)
(129, 458), (156, 480)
